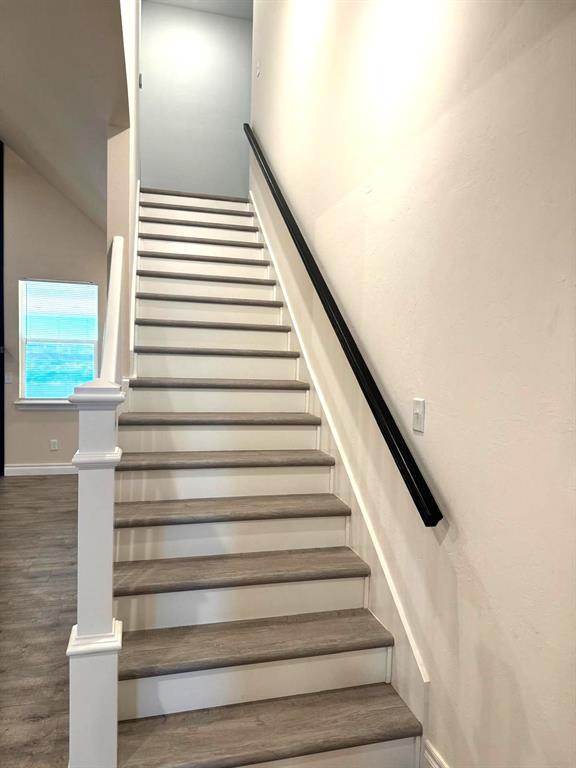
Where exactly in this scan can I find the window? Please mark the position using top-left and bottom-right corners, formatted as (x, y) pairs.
(19, 280), (98, 399)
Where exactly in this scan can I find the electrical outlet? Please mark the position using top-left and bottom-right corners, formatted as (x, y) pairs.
(413, 399), (425, 433)
(50, 439), (59, 451)
(5, 372), (13, 384)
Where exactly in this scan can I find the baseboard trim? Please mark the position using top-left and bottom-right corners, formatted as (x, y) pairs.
(67, 619), (123, 657)
(424, 740), (450, 768)
(4, 463), (77, 476)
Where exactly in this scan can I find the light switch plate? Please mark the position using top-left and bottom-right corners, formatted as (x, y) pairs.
(413, 398), (425, 433)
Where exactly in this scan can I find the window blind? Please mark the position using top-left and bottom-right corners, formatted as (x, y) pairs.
(20, 280), (98, 399)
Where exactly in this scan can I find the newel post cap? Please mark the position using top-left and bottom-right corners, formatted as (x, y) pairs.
(69, 378), (125, 409)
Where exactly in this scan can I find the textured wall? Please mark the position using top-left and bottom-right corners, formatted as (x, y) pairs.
(251, 1), (576, 766)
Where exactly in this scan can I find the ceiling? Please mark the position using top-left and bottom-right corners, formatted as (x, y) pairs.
(147, 0), (253, 20)
(0, 0), (129, 229)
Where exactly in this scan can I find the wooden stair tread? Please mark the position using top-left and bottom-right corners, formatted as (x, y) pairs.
(137, 269), (275, 286)
(118, 412), (321, 426)
(117, 449), (335, 472)
(128, 377), (309, 390)
(136, 292), (283, 308)
(141, 187), (250, 204)
(140, 233), (264, 249)
(140, 216), (259, 233)
(140, 202), (254, 217)
(135, 318), (290, 332)
(117, 683), (422, 768)
(114, 493), (351, 528)
(113, 547), (369, 596)
(134, 346), (300, 359)
(119, 609), (393, 680)
(139, 249), (268, 266)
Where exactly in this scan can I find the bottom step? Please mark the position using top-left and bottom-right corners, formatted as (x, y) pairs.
(118, 683), (422, 768)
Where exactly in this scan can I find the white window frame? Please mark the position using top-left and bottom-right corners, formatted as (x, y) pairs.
(17, 278), (99, 407)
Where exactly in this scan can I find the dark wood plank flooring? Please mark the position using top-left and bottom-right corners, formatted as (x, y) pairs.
(0, 475), (77, 768)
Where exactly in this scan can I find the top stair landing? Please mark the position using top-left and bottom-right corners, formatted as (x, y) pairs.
(140, 187), (252, 214)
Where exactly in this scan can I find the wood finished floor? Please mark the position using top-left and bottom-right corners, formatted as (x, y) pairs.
(0, 475), (77, 768)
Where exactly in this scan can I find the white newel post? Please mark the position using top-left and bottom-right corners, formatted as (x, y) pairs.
(67, 235), (126, 768)
(67, 380), (124, 768)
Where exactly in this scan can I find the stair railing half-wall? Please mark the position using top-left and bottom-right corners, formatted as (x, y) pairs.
(244, 124), (442, 528)
(67, 234), (126, 768)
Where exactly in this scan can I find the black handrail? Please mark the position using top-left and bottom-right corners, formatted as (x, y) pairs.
(244, 123), (443, 527)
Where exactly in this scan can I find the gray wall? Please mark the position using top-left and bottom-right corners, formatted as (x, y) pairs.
(141, 1), (252, 196)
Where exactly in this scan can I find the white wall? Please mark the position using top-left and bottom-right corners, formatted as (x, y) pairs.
(251, 2), (576, 767)
(3, 147), (107, 468)
(141, 1), (252, 196)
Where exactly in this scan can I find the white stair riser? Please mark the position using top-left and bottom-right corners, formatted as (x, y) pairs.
(140, 206), (255, 227)
(253, 739), (418, 768)
(140, 193), (251, 212)
(135, 352), (297, 379)
(118, 424), (318, 452)
(138, 275), (275, 300)
(114, 576), (366, 630)
(140, 221), (260, 244)
(138, 237), (262, 260)
(114, 517), (345, 561)
(136, 298), (281, 324)
(139, 255), (268, 279)
(127, 387), (307, 413)
(136, 324), (290, 350)
(118, 647), (390, 720)
(115, 465), (331, 502)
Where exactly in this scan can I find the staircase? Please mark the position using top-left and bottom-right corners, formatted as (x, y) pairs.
(113, 187), (422, 767)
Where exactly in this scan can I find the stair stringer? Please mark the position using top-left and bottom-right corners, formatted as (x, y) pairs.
(249, 189), (430, 758)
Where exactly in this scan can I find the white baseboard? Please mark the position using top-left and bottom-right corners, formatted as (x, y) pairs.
(423, 741), (450, 768)
(4, 463), (77, 476)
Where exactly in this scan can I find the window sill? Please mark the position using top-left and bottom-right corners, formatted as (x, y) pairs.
(14, 399), (77, 411)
